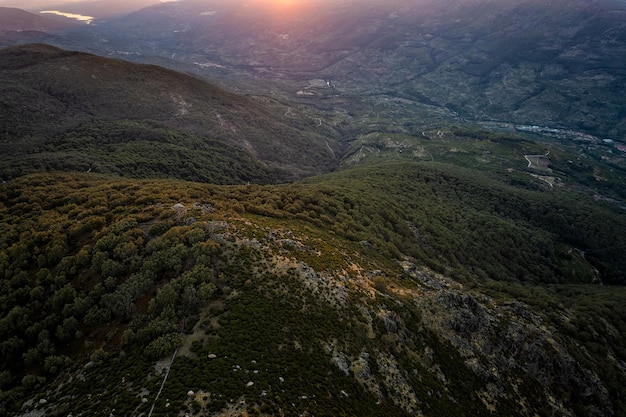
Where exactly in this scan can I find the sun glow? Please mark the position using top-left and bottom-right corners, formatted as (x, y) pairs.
(256, 0), (302, 6)
(245, 0), (308, 15)
(272, 0), (299, 6)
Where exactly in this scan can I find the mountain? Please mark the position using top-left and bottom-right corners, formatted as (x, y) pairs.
(0, 7), (77, 31)
(0, 7), (84, 50)
(48, 0), (626, 140)
(1, 47), (626, 415)
(4, 0), (625, 139)
(0, 44), (342, 183)
(1, 1), (626, 416)
(1, 165), (625, 416)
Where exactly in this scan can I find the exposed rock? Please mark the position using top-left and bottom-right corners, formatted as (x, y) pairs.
(193, 202), (213, 213)
(16, 410), (45, 417)
(359, 240), (375, 250)
(376, 354), (420, 413)
(435, 291), (489, 336)
(332, 354), (350, 376)
(279, 239), (304, 250)
(206, 221), (228, 234)
(400, 261), (444, 290)
(351, 352), (372, 380)
(350, 350), (384, 403)
(380, 310), (400, 334)
(413, 287), (614, 416)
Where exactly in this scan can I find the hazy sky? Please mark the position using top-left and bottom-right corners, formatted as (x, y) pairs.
(0, 0), (310, 8)
(0, 0), (412, 15)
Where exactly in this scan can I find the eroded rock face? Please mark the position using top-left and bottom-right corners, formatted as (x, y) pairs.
(308, 256), (615, 416)
(232, 228), (616, 416)
(407, 282), (614, 417)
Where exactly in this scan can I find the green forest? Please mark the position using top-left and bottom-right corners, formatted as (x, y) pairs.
(2, 42), (626, 417)
(1, 161), (626, 416)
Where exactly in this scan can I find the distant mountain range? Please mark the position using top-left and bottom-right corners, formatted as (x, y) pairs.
(0, 6), (77, 31)
(2, 0), (624, 140)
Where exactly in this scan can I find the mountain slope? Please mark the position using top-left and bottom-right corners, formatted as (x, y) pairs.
(1, 170), (625, 416)
(0, 7), (77, 31)
(0, 44), (342, 183)
(33, 0), (162, 20)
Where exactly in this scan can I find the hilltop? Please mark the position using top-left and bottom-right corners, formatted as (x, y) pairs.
(1, 167), (626, 416)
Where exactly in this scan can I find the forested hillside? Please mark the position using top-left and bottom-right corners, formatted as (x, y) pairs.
(0, 44), (341, 183)
(1, 163), (625, 416)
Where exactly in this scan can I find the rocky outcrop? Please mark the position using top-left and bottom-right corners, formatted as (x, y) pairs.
(411, 282), (614, 416)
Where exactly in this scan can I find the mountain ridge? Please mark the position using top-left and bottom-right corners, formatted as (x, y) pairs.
(1, 169), (625, 416)
(0, 7), (77, 31)
(2, 0), (625, 138)
(0, 43), (342, 183)
(74, 0), (626, 139)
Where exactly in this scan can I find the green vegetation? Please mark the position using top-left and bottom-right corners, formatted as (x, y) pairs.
(1, 41), (626, 417)
(0, 44), (342, 183)
(253, 160), (625, 284)
(1, 119), (284, 184)
(1, 164), (625, 416)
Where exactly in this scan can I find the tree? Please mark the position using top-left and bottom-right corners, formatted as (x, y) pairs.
(43, 355), (71, 374)
(101, 290), (135, 319)
(144, 333), (181, 360)
(52, 284), (77, 313)
(56, 317), (80, 342)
